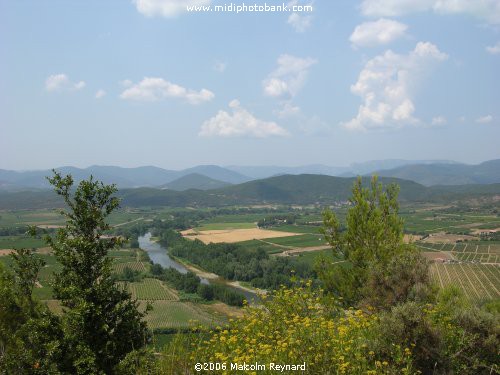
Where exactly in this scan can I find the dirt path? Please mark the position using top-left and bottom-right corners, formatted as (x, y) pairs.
(226, 280), (267, 295)
(256, 239), (294, 249)
(276, 245), (331, 256)
(113, 217), (144, 228)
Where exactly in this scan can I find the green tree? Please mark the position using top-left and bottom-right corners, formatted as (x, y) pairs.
(317, 176), (405, 304)
(44, 171), (150, 373)
(0, 252), (68, 374)
(10, 248), (45, 313)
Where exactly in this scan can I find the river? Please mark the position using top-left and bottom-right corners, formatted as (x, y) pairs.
(138, 232), (259, 303)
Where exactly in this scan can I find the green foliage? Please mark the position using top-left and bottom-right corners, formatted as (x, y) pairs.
(0, 256), (69, 374)
(374, 288), (499, 374)
(152, 262), (245, 306)
(10, 248), (45, 311)
(154, 284), (417, 374)
(318, 176), (406, 304)
(37, 171), (150, 373)
(162, 229), (313, 290)
(362, 249), (436, 310)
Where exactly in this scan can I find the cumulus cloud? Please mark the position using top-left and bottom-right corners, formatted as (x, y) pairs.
(133, 0), (210, 17)
(431, 115), (447, 125)
(263, 54), (317, 98)
(120, 77), (214, 104)
(275, 102), (301, 118)
(360, 0), (500, 24)
(45, 74), (86, 92)
(476, 115), (493, 124)
(486, 42), (500, 54)
(344, 42), (448, 131)
(199, 100), (289, 138)
(287, 1), (313, 32)
(350, 19), (408, 48)
(95, 89), (106, 99)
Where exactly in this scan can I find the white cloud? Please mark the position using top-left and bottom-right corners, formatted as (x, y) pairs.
(199, 100), (289, 138)
(287, 13), (312, 32)
(431, 115), (447, 125)
(95, 89), (106, 99)
(344, 42), (448, 131)
(287, 1), (313, 32)
(120, 77), (214, 104)
(133, 0), (210, 17)
(263, 54), (317, 98)
(476, 115), (493, 123)
(120, 79), (133, 87)
(45, 74), (86, 92)
(350, 19), (408, 48)
(360, 0), (500, 24)
(486, 41), (500, 54)
(275, 102), (301, 118)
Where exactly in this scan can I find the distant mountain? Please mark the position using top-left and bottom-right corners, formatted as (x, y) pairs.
(178, 165), (250, 184)
(0, 166), (178, 189)
(226, 160), (458, 179)
(209, 174), (433, 204)
(0, 165), (250, 190)
(349, 159), (458, 176)
(1, 174), (499, 210)
(375, 159), (500, 186)
(225, 165), (350, 179)
(1, 159), (498, 192)
(161, 173), (231, 191)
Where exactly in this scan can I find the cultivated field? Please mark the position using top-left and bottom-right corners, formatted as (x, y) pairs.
(430, 263), (500, 302)
(140, 301), (225, 329)
(113, 261), (147, 273)
(181, 228), (301, 244)
(118, 278), (178, 301)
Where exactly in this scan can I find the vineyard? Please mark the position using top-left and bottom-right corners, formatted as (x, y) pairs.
(120, 278), (178, 301)
(139, 301), (225, 329)
(113, 261), (147, 273)
(416, 242), (500, 264)
(430, 263), (500, 302)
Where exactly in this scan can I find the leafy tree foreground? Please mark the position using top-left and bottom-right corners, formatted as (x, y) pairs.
(0, 172), (149, 374)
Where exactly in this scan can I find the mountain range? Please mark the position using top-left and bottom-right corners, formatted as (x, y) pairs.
(0, 174), (498, 210)
(0, 159), (498, 191)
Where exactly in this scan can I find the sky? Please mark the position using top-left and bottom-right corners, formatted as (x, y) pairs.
(1, 0), (499, 170)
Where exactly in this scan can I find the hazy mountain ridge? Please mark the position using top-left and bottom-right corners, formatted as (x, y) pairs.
(225, 159), (458, 179)
(1, 174), (498, 210)
(0, 165), (249, 190)
(374, 159), (500, 186)
(161, 173), (231, 191)
(0, 159), (497, 191)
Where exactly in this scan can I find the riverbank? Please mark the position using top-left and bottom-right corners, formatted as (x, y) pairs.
(170, 254), (266, 297)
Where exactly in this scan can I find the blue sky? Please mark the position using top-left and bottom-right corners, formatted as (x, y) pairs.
(1, 0), (499, 170)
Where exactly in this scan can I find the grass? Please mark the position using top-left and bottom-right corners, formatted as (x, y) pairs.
(265, 234), (327, 248)
(0, 209), (64, 229)
(430, 263), (500, 302)
(0, 236), (45, 249)
(113, 261), (147, 273)
(267, 224), (322, 234)
(140, 301), (226, 329)
(119, 278), (178, 301)
(236, 239), (282, 253)
(195, 222), (256, 231)
(290, 249), (337, 267)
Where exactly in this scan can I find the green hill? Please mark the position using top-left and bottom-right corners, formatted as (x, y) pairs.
(1, 175), (499, 210)
(161, 173), (231, 191)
